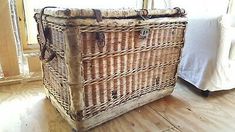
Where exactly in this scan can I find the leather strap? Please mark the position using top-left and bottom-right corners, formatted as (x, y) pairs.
(92, 9), (102, 22)
(38, 6), (57, 63)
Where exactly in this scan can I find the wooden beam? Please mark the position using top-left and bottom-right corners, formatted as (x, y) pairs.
(15, 0), (28, 50)
(0, 0), (20, 77)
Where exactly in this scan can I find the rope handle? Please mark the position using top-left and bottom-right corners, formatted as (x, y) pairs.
(37, 6), (57, 63)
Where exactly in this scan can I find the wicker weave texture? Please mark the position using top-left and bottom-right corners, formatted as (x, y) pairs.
(35, 7), (187, 131)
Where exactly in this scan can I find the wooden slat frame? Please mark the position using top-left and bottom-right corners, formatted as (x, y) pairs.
(0, 0), (20, 77)
(15, 0), (42, 74)
(15, 0), (28, 50)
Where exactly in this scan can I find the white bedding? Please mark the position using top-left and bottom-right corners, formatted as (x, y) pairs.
(178, 15), (235, 91)
(163, 0), (235, 91)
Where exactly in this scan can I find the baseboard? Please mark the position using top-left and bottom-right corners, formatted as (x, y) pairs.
(0, 72), (42, 86)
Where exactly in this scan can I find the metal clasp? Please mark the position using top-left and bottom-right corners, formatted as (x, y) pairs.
(140, 26), (150, 39)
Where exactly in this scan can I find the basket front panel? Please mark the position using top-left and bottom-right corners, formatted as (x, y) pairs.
(80, 22), (186, 119)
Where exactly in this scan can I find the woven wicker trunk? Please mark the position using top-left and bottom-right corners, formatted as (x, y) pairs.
(35, 7), (187, 131)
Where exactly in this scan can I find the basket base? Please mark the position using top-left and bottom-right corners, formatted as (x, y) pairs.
(44, 86), (174, 131)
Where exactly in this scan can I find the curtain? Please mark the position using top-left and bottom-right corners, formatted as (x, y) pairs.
(229, 0), (235, 15)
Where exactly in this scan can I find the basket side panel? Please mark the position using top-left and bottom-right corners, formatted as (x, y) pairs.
(34, 12), (72, 114)
(37, 23), (71, 113)
(35, 12), (86, 126)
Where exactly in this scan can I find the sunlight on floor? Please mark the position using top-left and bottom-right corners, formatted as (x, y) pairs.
(0, 89), (45, 132)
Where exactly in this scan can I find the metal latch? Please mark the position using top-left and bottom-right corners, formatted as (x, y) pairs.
(140, 26), (150, 39)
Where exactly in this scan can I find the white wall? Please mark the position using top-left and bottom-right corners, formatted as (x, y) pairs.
(153, 0), (229, 17)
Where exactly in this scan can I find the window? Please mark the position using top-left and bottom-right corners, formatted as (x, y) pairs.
(23, 0), (142, 46)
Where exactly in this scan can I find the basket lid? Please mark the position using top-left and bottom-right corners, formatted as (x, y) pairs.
(34, 7), (186, 19)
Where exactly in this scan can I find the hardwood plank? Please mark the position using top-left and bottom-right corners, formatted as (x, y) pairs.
(149, 79), (235, 132)
(0, 81), (177, 132)
(0, 82), (70, 132)
(91, 106), (179, 132)
(2, 80), (235, 132)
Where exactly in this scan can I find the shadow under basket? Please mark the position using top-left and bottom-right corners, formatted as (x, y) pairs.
(35, 7), (187, 131)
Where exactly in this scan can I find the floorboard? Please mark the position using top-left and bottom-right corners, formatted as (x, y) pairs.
(149, 79), (235, 132)
(0, 79), (235, 132)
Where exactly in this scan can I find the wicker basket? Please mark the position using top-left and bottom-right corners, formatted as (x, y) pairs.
(35, 7), (187, 131)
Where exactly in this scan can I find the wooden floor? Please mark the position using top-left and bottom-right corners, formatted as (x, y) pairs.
(1, 79), (235, 132)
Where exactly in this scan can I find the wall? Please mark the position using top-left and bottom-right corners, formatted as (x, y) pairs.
(152, 0), (229, 17)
